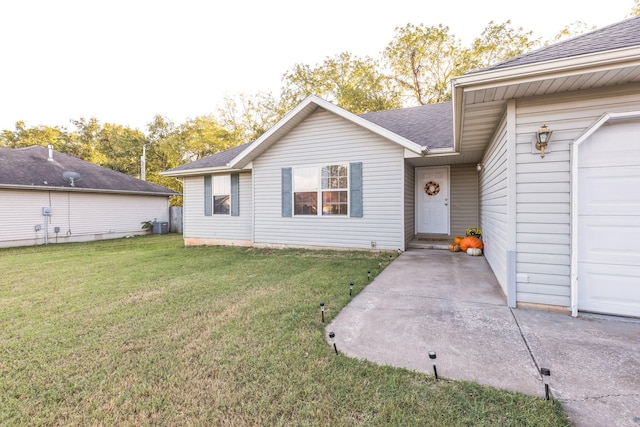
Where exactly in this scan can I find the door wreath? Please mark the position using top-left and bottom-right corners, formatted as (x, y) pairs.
(424, 181), (440, 196)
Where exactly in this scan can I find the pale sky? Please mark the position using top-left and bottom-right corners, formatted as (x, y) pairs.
(0, 0), (635, 132)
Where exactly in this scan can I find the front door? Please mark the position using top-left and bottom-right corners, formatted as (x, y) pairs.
(416, 166), (449, 234)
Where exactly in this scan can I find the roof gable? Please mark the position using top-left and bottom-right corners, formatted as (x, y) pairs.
(229, 95), (425, 169)
(0, 146), (177, 196)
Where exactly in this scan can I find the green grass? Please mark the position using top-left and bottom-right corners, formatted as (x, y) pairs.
(0, 235), (570, 426)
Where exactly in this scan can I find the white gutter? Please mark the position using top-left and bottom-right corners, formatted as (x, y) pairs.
(0, 183), (178, 197)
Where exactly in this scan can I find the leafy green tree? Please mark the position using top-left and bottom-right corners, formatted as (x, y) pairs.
(469, 21), (539, 70)
(218, 92), (282, 144)
(96, 123), (147, 176)
(0, 121), (69, 151)
(280, 52), (401, 114)
(383, 24), (466, 105)
(630, 0), (640, 16)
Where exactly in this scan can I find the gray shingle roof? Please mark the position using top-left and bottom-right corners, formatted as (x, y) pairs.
(475, 16), (640, 73)
(0, 145), (177, 195)
(359, 102), (453, 149)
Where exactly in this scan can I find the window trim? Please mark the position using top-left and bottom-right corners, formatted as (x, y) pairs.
(292, 163), (349, 217)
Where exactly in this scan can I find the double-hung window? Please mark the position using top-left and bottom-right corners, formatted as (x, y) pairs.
(293, 164), (348, 216)
(212, 175), (230, 215)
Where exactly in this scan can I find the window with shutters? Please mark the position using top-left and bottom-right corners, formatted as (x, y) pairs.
(212, 175), (230, 215)
(293, 164), (348, 216)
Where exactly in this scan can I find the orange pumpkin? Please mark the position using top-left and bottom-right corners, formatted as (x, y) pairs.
(453, 236), (463, 245)
(459, 236), (484, 251)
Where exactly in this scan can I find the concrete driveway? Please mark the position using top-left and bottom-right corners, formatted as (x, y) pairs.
(328, 249), (640, 427)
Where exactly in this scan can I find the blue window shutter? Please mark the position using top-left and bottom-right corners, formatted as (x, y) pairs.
(230, 173), (240, 216)
(204, 175), (212, 216)
(282, 167), (292, 217)
(350, 162), (363, 218)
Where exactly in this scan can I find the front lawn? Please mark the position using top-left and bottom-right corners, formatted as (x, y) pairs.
(0, 235), (569, 425)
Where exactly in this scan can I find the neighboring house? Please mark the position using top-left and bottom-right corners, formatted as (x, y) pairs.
(0, 145), (177, 248)
(163, 16), (640, 318)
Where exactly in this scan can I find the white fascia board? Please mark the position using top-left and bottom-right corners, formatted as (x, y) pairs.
(229, 95), (424, 169)
(452, 47), (640, 90)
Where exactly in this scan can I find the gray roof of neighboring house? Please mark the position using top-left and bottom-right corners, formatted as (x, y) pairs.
(475, 16), (640, 73)
(0, 145), (177, 195)
(359, 102), (453, 150)
(166, 102), (454, 173)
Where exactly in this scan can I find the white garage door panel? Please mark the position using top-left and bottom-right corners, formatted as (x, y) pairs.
(577, 217), (640, 265)
(578, 119), (640, 317)
(579, 166), (640, 215)
(578, 263), (640, 317)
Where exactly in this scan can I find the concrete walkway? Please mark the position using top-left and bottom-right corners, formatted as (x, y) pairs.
(328, 249), (640, 427)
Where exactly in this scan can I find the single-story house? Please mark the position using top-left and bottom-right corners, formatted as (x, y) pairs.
(162, 16), (640, 318)
(0, 145), (178, 248)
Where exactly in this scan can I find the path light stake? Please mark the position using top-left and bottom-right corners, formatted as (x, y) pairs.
(378, 260), (382, 269)
(429, 351), (438, 380)
(320, 302), (325, 323)
(541, 368), (551, 400)
(389, 254), (393, 262)
(329, 332), (338, 355)
(397, 249), (401, 256)
(350, 281), (354, 296)
(367, 270), (371, 281)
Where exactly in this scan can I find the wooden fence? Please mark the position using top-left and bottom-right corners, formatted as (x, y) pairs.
(170, 206), (183, 234)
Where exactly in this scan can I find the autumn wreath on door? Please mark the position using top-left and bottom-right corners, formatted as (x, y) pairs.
(424, 181), (440, 196)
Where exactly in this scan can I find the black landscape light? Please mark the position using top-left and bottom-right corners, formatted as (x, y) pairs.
(397, 249), (401, 256)
(429, 351), (438, 380)
(541, 367), (551, 400)
(320, 302), (325, 323)
(368, 270), (371, 281)
(350, 281), (354, 296)
(378, 260), (382, 269)
(329, 331), (338, 355)
(389, 254), (392, 262)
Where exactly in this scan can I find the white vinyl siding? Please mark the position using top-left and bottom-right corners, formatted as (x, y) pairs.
(449, 164), (479, 238)
(183, 172), (252, 243)
(403, 160), (415, 248)
(0, 189), (169, 248)
(480, 114), (510, 293)
(513, 83), (640, 308)
(253, 109), (404, 250)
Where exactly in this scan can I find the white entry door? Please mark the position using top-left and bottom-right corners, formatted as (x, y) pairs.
(416, 167), (449, 234)
(578, 120), (640, 318)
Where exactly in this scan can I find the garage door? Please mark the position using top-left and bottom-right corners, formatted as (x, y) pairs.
(578, 120), (640, 317)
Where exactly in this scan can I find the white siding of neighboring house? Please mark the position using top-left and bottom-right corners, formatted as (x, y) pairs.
(0, 189), (170, 248)
(182, 172), (253, 246)
(253, 109), (405, 250)
(514, 83), (640, 308)
(480, 113), (510, 294)
(404, 160), (415, 248)
(449, 164), (479, 238)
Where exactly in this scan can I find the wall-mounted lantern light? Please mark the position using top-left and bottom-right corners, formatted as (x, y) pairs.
(536, 124), (553, 158)
(476, 163), (484, 172)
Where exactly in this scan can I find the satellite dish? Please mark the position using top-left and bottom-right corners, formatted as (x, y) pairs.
(62, 171), (82, 187)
